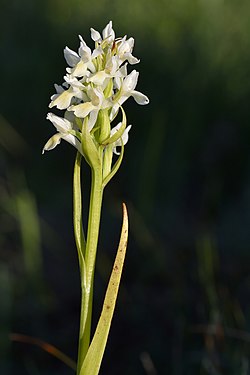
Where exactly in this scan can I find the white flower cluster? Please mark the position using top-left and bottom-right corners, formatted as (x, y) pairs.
(43, 21), (149, 157)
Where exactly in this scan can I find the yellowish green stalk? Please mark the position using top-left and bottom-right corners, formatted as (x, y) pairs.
(76, 166), (104, 374)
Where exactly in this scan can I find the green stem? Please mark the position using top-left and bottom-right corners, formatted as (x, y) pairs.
(77, 166), (103, 375)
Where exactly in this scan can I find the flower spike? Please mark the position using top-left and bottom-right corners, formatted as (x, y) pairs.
(43, 20), (149, 168)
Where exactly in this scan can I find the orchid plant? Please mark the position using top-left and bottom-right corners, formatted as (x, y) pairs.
(43, 21), (149, 375)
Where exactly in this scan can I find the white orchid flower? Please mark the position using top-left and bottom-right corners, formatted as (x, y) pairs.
(68, 87), (110, 130)
(105, 55), (129, 85)
(119, 70), (149, 104)
(49, 74), (85, 110)
(65, 36), (102, 77)
(110, 123), (132, 155)
(111, 70), (149, 120)
(90, 21), (115, 44)
(116, 37), (140, 65)
(49, 86), (77, 110)
(43, 113), (82, 154)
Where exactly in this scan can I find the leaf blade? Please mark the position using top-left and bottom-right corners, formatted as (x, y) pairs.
(79, 203), (129, 375)
(73, 152), (86, 274)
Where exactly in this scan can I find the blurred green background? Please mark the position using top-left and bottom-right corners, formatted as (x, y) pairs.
(1, 0), (250, 374)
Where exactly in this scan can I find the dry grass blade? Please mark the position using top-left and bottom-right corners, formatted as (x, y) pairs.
(10, 333), (76, 371)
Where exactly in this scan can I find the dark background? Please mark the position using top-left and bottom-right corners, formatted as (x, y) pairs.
(1, 0), (250, 374)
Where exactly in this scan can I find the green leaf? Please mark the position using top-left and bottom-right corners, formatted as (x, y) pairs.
(102, 140), (124, 188)
(73, 152), (86, 276)
(79, 203), (129, 375)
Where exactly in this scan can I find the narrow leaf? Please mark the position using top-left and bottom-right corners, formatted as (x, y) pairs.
(102, 141), (124, 188)
(73, 152), (86, 275)
(79, 203), (129, 375)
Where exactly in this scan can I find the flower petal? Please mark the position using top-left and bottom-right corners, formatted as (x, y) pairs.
(78, 35), (88, 54)
(88, 109), (99, 130)
(131, 90), (149, 105)
(42, 133), (82, 155)
(92, 46), (103, 59)
(62, 133), (82, 154)
(119, 63), (128, 77)
(120, 124), (132, 145)
(68, 102), (95, 117)
(126, 37), (135, 50)
(112, 125), (132, 155)
(110, 121), (122, 136)
(42, 133), (62, 153)
(64, 47), (80, 67)
(126, 53), (140, 65)
(88, 71), (109, 85)
(88, 87), (104, 106)
(122, 70), (139, 92)
(102, 21), (115, 41)
(90, 28), (101, 42)
(54, 84), (65, 94)
(49, 88), (75, 110)
(70, 60), (88, 77)
(64, 74), (84, 89)
(46, 113), (72, 133)
(78, 43), (92, 62)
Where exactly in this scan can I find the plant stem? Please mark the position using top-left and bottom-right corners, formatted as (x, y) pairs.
(77, 166), (103, 375)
